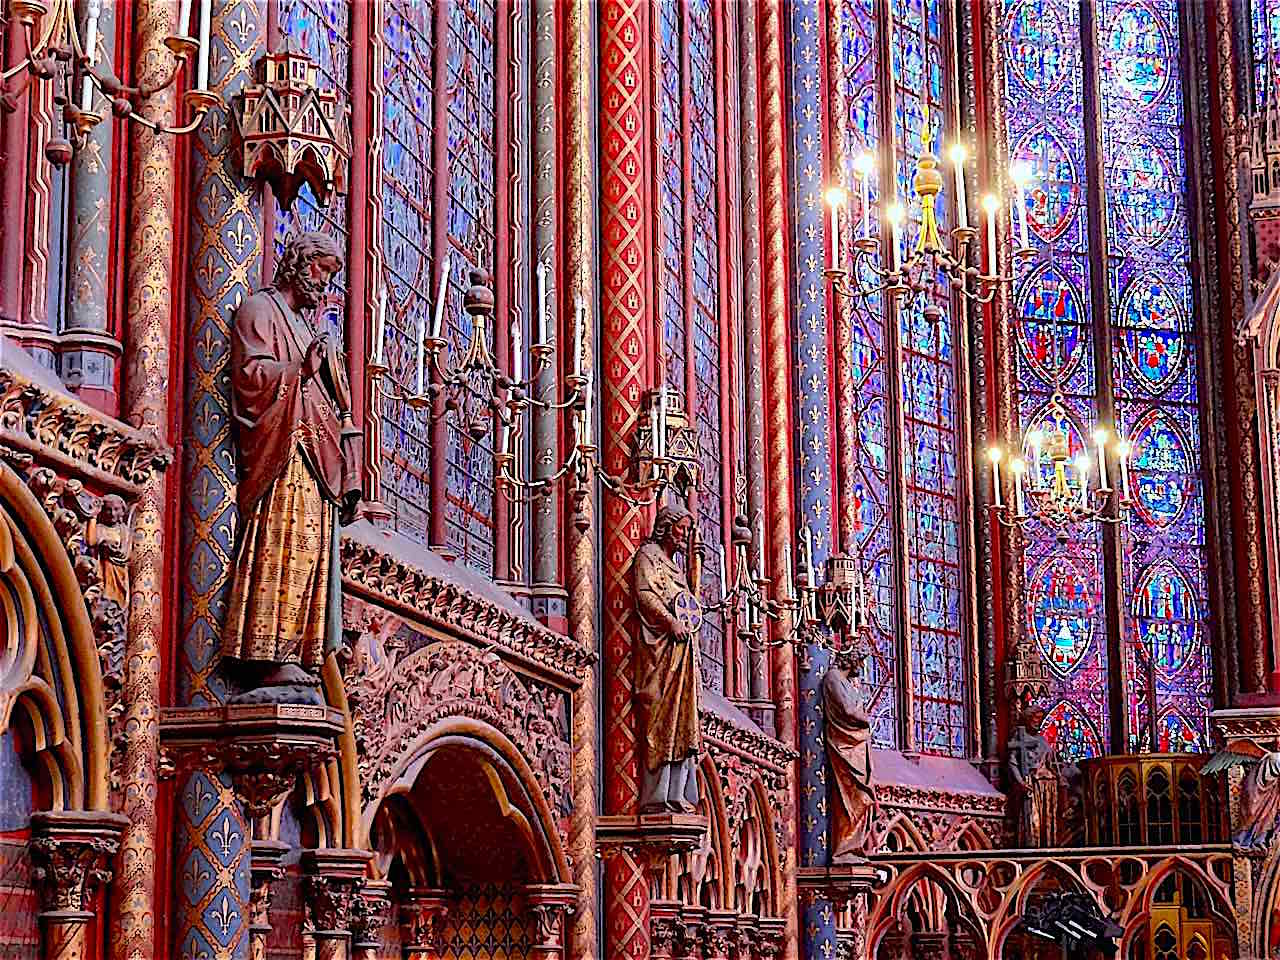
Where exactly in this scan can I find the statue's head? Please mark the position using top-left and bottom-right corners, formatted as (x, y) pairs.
(100, 493), (126, 524)
(650, 502), (694, 551)
(274, 231), (344, 309)
(835, 635), (871, 673)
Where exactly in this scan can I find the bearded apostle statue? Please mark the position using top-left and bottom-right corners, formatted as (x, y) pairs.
(222, 232), (363, 703)
(1008, 706), (1060, 847)
(634, 503), (704, 813)
(823, 641), (877, 860)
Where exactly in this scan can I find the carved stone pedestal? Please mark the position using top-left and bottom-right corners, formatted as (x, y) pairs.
(28, 811), (128, 960)
(596, 811), (708, 860)
(401, 887), (450, 958)
(302, 848), (373, 960)
(525, 883), (577, 960)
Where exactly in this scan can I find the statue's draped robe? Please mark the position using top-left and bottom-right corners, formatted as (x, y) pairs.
(1243, 752), (1280, 846)
(823, 665), (875, 860)
(222, 289), (350, 670)
(633, 542), (702, 774)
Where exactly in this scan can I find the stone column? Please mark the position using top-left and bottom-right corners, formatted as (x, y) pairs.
(302, 850), (371, 960)
(401, 888), (449, 958)
(598, 1), (654, 958)
(30, 811), (127, 960)
(247, 840), (288, 960)
(349, 881), (392, 960)
(62, 0), (119, 413)
(111, 0), (176, 954)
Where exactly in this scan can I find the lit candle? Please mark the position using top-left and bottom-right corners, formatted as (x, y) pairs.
(374, 287), (386, 366)
(886, 201), (905, 273)
(1093, 427), (1110, 489)
(649, 395), (661, 460)
(1076, 454), (1092, 507)
(718, 542), (728, 602)
(1117, 440), (1133, 501)
(854, 152), (874, 240)
(431, 252), (450, 338)
(782, 551), (792, 594)
(1010, 160), (1032, 249)
(81, 0), (101, 111)
(511, 320), (523, 382)
(1027, 429), (1043, 484)
(825, 186), (848, 271)
(948, 143), (968, 230)
(535, 260), (548, 345)
(982, 194), (999, 273)
(177, 0), (194, 37)
(988, 446), (1004, 508)
(1011, 458), (1027, 517)
(574, 296), (585, 378)
(195, 0), (212, 91)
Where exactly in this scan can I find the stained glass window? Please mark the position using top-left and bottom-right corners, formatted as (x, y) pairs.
(655, 0), (727, 694)
(274, 0), (351, 337)
(1001, 0), (1213, 756)
(1254, 0), (1280, 107)
(379, 0), (435, 543)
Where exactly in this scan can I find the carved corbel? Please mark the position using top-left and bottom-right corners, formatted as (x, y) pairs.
(28, 811), (128, 960)
(755, 918), (786, 960)
(728, 920), (758, 960)
(701, 911), (736, 960)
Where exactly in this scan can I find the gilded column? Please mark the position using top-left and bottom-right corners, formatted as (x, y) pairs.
(599, 1), (652, 957)
(759, 3), (801, 960)
(62, 0), (120, 414)
(111, 0), (174, 955)
(565, 2), (599, 958)
(172, 2), (264, 957)
(531, 0), (566, 631)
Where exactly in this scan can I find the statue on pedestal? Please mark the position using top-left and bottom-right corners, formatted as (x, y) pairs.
(1008, 706), (1060, 847)
(221, 232), (363, 704)
(823, 641), (877, 860)
(634, 503), (703, 813)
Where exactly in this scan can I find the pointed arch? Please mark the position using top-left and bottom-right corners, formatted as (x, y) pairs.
(0, 463), (108, 812)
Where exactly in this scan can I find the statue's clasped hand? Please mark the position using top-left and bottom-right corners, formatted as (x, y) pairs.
(304, 333), (329, 378)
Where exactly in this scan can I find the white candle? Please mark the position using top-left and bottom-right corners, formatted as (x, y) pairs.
(81, 0), (101, 111)
(1076, 455), (1092, 507)
(825, 187), (846, 270)
(1010, 161), (1032, 249)
(177, 0), (194, 37)
(1117, 440), (1133, 501)
(195, 0), (212, 90)
(431, 252), (450, 338)
(1093, 428), (1110, 489)
(499, 420), (510, 456)
(854, 152), (874, 240)
(574, 296), (584, 378)
(511, 320), (523, 382)
(887, 202), (905, 273)
(949, 143), (968, 230)
(583, 377), (594, 445)
(657, 384), (667, 458)
(801, 525), (815, 580)
(782, 551), (792, 594)
(982, 195), (999, 273)
(415, 309), (426, 396)
(374, 288), (386, 366)
(718, 543), (728, 602)
(649, 398), (660, 459)
(535, 260), (548, 345)
(1027, 429), (1043, 484)
(988, 447), (1003, 508)
(1012, 460), (1027, 517)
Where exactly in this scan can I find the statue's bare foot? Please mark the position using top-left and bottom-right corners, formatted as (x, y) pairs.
(260, 663), (319, 686)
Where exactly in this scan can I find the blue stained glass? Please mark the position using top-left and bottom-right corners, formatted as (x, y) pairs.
(1001, 0), (1111, 759)
(1099, 0), (1211, 751)
(658, 0), (685, 393)
(275, 0), (351, 337)
(1253, 0), (1280, 108)
(379, 0), (435, 544)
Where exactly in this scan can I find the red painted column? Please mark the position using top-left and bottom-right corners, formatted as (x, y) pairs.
(757, 4), (799, 960)
(599, 1), (654, 958)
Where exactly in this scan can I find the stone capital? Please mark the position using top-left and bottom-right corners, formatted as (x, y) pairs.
(401, 887), (450, 956)
(28, 810), (128, 915)
(301, 848), (372, 936)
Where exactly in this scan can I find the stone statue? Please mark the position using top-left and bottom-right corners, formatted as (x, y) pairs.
(823, 641), (877, 860)
(633, 502), (704, 813)
(88, 494), (132, 610)
(1237, 751), (1280, 850)
(1008, 707), (1059, 847)
(222, 232), (363, 704)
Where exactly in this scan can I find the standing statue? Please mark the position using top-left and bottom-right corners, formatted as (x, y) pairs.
(1008, 706), (1060, 847)
(1237, 750), (1280, 850)
(634, 502), (704, 813)
(824, 641), (877, 860)
(88, 494), (133, 610)
(222, 232), (363, 703)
